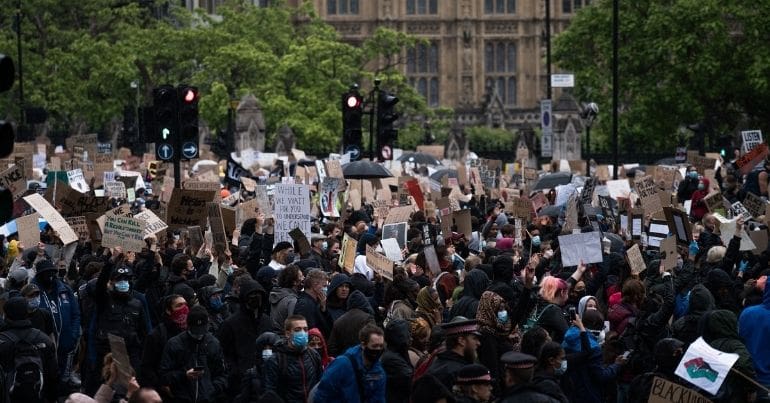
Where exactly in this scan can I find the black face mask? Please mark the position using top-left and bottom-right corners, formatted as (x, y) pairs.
(363, 347), (383, 363)
(37, 273), (56, 288)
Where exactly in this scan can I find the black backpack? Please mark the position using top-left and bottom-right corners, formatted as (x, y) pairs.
(0, 330), (46, 402)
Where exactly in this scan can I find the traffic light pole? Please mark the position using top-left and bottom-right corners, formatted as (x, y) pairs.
(173, 155), (181, 189)
(369, 80), (380, 162)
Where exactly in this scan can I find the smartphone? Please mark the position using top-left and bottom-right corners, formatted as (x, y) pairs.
(568, 307), (577, 321)
(622, 350), (632, 360)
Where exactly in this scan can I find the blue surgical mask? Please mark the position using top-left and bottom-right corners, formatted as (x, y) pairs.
(697, 184), (705, 190)
(262, 348), (273, 360)
(555, 359), (568, 376)
(292, 330), (308, 349)
(531, 235), (541, 247)
(27, 296), (40, 309)
(497, 310), (509, 324)
(210, 296), (223, 310)
(689, 171), (698, 179)
(224, 265), (234, 276)
(114, 280), (130, 293)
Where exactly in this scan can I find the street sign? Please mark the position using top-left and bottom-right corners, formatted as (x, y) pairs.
(157, 143), (174, 161)
(381, 145), (393, 161)
(344, 145), (361, 161)
(675, 147), (687, 163)
(551, 74), (575, 88)
(541, 100), (553, 158)
(182, 142), (198, 160)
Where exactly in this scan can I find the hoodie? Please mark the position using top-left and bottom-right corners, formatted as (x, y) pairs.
(671, 284), (714, 346)
(578, 295), (598, 318)
(700, 310), (757, 400)
(327, 290), (376, 356)
(326, 273), (352, 322)
(450, 269), (489, 319)
(738, 282), (770, 387)
(381, 319), (413, 403)
(269, 286), (298, 331)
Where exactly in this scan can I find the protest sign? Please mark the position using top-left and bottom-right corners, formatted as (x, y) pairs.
(607, 179), (631, 199)
(133, 209), (167, 239)
(555, 184), (577, 207)
(703, 192), (724, 214)
(664, 207), (691, 245)
(713, 213), (756, 251)
(405, 179), (425, 211)
(453, 209), (472, 239)
(380, 238), (402, 262)
(0, 164), (26, 200)
(104, 181), (127, 199)
(626, 244), (646, 275)
(562, 195), (579, 234)
(634, 175), (663, 218)
(674, 337), (739, 395)
(382, 222), (407, 250)
(580, 178), (596, 206)
(17, 213), (41, 248)
(660, 236), (678, 271)
(507, 197), (532, 219)
(416, 145), (445, 161)
(338, 233), (357, 273)
(741, 130), (763, 153)
(166, 189), (216, 229)
(385, 206), (413, 225)
(735, 143), (768, 175)
(742, 192), (766, 218)
(325, 159), (343, 179)
(102, 215), (146, 252)
(690, 155), (716, 175)
(107, 334), (133, 389)
(65, 216), (89, 241)
(183, 181), (221, 192)
(187, 226), (204, 252)
(67, 169), (90, 193)
(730, 201), (752, 222)
(274, 184), (310, 246)
(749, 230), (768, 255)
(320, 177), (341, 218)
(647, 376), (712, 403)
(24, 193), (78, 245)
(558, 231), (603, 267)
(366, 245), (394, 281)
(423, 244), (441, 276)
(207, 203), (227, 247)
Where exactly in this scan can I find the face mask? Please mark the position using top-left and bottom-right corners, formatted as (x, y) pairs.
(27, 296), (40, 309)
(322, 241), (328, 251)
(554, 359), (568, 376)
(531, 236), (541, 247)
(497, 310), (509, 324)
(210, 296), (223, 310)
(322, 286), (328, 295)
(262, 348), (273, 360)
(170, 305), (190, 330)
(697, 184), (705, 190)
(284, 252), (296, 264)
(292, 330), (308, 349)
(114, 280), (130, 293)
(689, 171), (698, 179)
(188, 330), (205, 341)
(363, 347), (384, 362)
(223, 265), (234, 276)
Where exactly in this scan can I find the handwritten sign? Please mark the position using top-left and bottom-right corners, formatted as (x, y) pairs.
(0, 165), (26, 200)
(338, 233), (357, 273)
(741, 130), (763, 153)
(65, 216), (89, 241)
(274, 184), (310, 246)
(67, 169), (90, 193)
(133, 209), (168, 239)
(742, 192), (766, 218)
(207, 202), (227, 247)
(166, 189), (216, 229)
(626, 243), (646, 275)
(735, 143), (768, 175)
(24, 193), (78, 245)
(102, 215), (146, 252)
(506, 197), (532, 219)
(634, 175), (663, 217)
(366, 245), (394, 281)
(385, 206), (413, 225)
(558, 231), (603, 267)
(690, 155), (716, 175)
(647, 376), (712, 403)
(183, 181), (221, 192)
(17, 213), (41, 248)
(703, 192), (724, 213)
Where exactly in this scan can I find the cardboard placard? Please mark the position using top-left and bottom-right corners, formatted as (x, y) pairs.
(366, 245), (394, 281)
(67, 168), (90, 193)
(17, 213), (41, 248)
(273, 184), (311, 246)
(703, 192), (724, 213)
(289, 227), (311, 256)
(749, 230), (769, 255)
(132, 209), (167, 239)
(626, 243), (646, 275)
(23, 193), (78, 245)
(102, 215), (146, 252)
(742, 192), (766, 218)
(320, 177), (341, 218)
(423, 244), (441, 276)
(507, 197), (532, 219)
(107, 334), (133, 389)
(0, 164), (27, 200)
(325, 160), (343, 179)
(371, 199), (389, 221)
(647, 376), (712, 403)
(735, 143), (768, 175)
(634, 175), (663, 218)
(453, 209), (472, 239)
(183, 181), (221, 192)
(690, 155), (716, 175)
(416, 145), (445, 161)
(166, 189), (217, 229)
(207, 203), (227, 247)
(660, 236), (678, 271)
(384, 205), (413, 225)
(338, 233), (357, 273)
(255, 185), (273, 218)
(65, 216), (89, 241)
(104, 181), (127, 199)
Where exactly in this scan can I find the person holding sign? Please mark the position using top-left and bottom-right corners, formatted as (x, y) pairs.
(626, 338), (687, 403)
(689, 178), (710, 222)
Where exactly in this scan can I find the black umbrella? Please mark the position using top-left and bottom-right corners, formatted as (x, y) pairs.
(430, 169), (458, 182)
(342, 160), (393, 179)
(397, 152), (442, 166)
(538, 205), (562, 218)
(532, 172), (573, 191)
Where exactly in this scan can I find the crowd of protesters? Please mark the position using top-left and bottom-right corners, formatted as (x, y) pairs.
(0, 152), (768, 403)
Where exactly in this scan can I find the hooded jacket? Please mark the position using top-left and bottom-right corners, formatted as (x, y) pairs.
(738, 283), (770, 387)
(672, 284), (714, 346)
(562, 327), (620, 403)
(700, 310), (757, 401)
(269, 286), (298, 332)
(326, 274), (352, 322)
(264, 339), (323, 403)
(450, 269), (489, 319)
(313, 344), (387, 403)
(327, 290), (376, 357)
(217, 279), (272, 392)
(159, 331), (228, 403)
(381, 319), (413, 403)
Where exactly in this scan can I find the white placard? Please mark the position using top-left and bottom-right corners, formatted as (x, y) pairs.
(380, 238), (403, 262)
(714, 213), (756, 251)
(67, 168), (90, 193)
(558, 231), (603, 267)
(607, 179), (632, 199)
(273, 184), (311, 246)
(741, 130), (763, 153)
(134, 209), (168, 239)
(23, 193), (78, 245)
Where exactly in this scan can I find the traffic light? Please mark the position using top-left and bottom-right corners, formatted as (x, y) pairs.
(0, 53), (15, 159)
(717, 134), (732, 157)
(153, 84), (177, 161)
(178, 85), (199, 160)
(376, 90), (399, 161)
(342, 87), (363, 160)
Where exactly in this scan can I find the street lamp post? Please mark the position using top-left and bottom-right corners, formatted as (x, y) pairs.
(581, 102), (599, 177)
(612, 0), (619, 179)
(545, 0), (552, 100)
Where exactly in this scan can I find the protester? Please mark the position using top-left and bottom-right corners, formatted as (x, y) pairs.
(264, 315), (323, 403)
(138, 294), (188, 398)
(427, 319), (482, 389)
(327, 290), (376, 356)
(294, 269), (331, 336)
(381, 319), (413, 403)
(268, 264), (303, 331)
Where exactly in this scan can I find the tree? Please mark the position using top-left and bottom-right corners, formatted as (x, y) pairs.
(553, 0), (770, 154)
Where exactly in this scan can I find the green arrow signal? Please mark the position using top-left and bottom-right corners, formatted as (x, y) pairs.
(162, 127), (170, 140)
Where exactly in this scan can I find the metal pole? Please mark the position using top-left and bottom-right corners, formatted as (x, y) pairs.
(545, 0), (552, 100)
(370, 81), (380, 162)
(16, 0), (24, 125)
(174, 157), (181, 189)
(586, 125), (591, 176)
(612, 0), (619, 179)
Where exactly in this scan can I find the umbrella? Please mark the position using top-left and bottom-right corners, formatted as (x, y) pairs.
(397, 152), (442, 166)
(342, 160), (393, 179)
(532, 172), (573, 191)
(537, 205), (562, 218)
(430, 169), (458, 182)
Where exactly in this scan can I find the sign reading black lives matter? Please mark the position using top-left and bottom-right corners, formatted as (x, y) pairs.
(273, 184), (310, 246)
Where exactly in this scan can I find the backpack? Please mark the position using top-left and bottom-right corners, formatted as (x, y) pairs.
(522, 303), (556, 333)
(0, 330), (46, 402)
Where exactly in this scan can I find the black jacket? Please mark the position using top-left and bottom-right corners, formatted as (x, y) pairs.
(263, 340), (323, 403)
(381, 319), (413, 403)
(498, 382), (565, 403)
(450, 269), (489, 319)
(160, 331), (227, 403)
(217, 279), (272, 392)
(139, 319), (184, 391)
(327, 290), (376, 357)
(294, 291), (331, 337)
(672, 284), (715, 347)
(426, 350), (472, 390)
(0, 321), (59, 403)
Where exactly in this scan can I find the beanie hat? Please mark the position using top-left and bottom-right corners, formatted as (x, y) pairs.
(4, 296), (29, 321)
(35, 259), (57, 274)
(271, 241), (293, 255)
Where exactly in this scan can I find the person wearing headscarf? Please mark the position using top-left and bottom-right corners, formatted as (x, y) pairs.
(475, 290), (513, 393)
(416, 286), (444, 328)
(409, 317), (432, 367)
(450, 269), (490, 320)
(309, 328), (334, 370)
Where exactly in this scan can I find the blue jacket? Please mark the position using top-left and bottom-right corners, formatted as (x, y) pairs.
(313, 345), (386, 403)
(562, 327), (620, 403)
(33, 278), (81, 352)
(738, 284), (770, 387)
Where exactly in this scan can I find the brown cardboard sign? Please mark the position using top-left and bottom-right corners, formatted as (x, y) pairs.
(17, 213), (41, 248)
(133, 209), (168, 239)
(65, 216), (89, 241)
(453, 209), (472, 239)
(366, 245), (394, 281)
(660, 236), (678, 271)
(0, 164), (27, 200)
(166, 189), (217, 229)
(207, 203), (227, 247)
(703, 192), (724, 213)
(384, 206), (413, 225)
(647, 376), (712, 403)
(626, 244), (646, 275)
(743, 192), (766, 218)
(634, 175), (663, 218)
(102, 215), (146, 252)
(23, 193), (78, 245)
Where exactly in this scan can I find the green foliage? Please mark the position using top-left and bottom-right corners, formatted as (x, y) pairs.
(466, 126), (515, 152)
(553, 0), (770, 154)
(0, 0), (426, 150)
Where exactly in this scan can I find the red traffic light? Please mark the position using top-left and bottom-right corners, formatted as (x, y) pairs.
(183, 88), (198, 103)
(346, 94), (361, 109)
